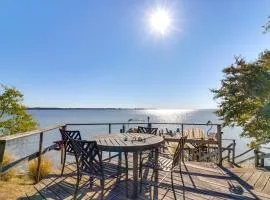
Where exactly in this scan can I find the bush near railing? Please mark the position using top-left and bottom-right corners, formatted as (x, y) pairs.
(28, 156), (53, 182)
(0, 153), (17, 181)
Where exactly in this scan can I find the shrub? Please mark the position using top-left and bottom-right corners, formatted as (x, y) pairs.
(28, 156), (53, 182)
(0, 153), (17, 181)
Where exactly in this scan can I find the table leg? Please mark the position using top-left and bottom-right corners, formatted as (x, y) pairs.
(153, 147), (159, 200)
(132, 152), (138, 199)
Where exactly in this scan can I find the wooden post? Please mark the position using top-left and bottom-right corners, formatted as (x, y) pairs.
(254, 150), (259, 167)
(109, 123), (111, 134)
(36, 132), (44, 182)
(228, 149), (231, 163)
(260, 153), (265, 167)
(109, 124), (111, 160)
(217, 125), (222, 166)
(198, 147), (201, 161)
(60, 125), (66, 165)
(147, 116), (151, 128)
(181, 124), (184, 137)
(0, 140), (6, 173)
(232, 140), (236, 164)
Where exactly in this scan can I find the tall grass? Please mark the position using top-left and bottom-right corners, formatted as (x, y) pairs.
(28, 156), (53, 182)
(0, 153), (17, 181)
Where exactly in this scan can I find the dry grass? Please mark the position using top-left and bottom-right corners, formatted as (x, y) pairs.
(0, 153), (17, 181)
(28, 156), (53, 182)
(0, 176), (35, 200)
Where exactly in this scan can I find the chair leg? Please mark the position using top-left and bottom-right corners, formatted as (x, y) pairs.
(74, 171), (80, 200)
(149, 169), (154, 200)
(171, 171), (177, 200)
(89, 177), (94, 189)
(61, 150), (67, 176)
(179, 161), (185, 200)
(139, 152), (142, 178)
(124, 152), (129, 197)
(116, 153), (122, 183)
(139, 166), (143, 193)
(100, 179), (105, 200)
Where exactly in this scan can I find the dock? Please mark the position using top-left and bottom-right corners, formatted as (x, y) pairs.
(25, 159), (270, 200)
(1, 122), (269, 199)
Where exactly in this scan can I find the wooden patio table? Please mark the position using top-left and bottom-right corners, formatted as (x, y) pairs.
(95, 133), (164, 199)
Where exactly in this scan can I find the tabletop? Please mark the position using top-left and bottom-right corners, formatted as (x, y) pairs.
(95, 133), (164, 152)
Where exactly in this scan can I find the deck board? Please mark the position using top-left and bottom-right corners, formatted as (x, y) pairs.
(26, 159), (270, 200)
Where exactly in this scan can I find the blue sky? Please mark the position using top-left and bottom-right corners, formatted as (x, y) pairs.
(0, 1), (270, 109)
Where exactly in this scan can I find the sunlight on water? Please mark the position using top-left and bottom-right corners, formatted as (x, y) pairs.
(142, 109), (194, 115)
(140, 109), (195, 122)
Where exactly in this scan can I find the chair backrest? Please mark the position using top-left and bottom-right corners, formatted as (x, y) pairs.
(137, 126), (158, 135)
(69, 138), (103, 176)
(172, 136), (187, 169)
(59, 128), (82, 153)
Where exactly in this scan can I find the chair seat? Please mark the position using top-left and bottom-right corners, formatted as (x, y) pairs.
(81, 161), (126, 179)
(142, 155), (173, 172)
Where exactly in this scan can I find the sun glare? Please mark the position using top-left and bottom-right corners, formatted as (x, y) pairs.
(149, 8), (172, 36)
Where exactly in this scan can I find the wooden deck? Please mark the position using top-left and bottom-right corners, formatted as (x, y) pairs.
(25, 158), (270, 200)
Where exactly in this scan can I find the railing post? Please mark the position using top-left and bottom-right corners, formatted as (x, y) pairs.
(232, 140), (236, 164)
(217, 125), (222, 166)
(36, 132), (44, 182)
(254, 150), (259, 167)
(147, 116), (151, 128)
(181, 124), (184, 161)
(109, 124), (111, 134)
(0, 140), (6, 173)
(228, 149), (231, 163)
(260, 153), (265, 167)
(60, 125), (67, 165)
(181, 124), (184, 137)
(109, 124), (111, 160)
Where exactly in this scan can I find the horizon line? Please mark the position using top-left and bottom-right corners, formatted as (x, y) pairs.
(27, 107), (217, 110)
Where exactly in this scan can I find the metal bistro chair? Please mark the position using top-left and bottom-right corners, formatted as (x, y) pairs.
(69, 138), (128, 200)
(137, 126), (158, 135)
(55, 128), (82, 176)
(140, 136), (187, 200)
(137, 126), (158, 178)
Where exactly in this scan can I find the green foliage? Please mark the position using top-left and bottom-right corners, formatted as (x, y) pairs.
(0, 85), (38, 136)
(263, 16), (270, 33)
(212, 51), (270, 143)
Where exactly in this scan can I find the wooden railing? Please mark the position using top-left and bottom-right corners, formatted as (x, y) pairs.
(0, 122), (224, 183)
(234, 140), (270, 168)
(0, 124), (66, 182)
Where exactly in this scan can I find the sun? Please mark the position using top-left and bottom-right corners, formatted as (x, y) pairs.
(149, 8), (172, 36)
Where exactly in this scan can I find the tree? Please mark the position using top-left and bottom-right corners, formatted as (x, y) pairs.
(0, 85), (38, 136)
(263, 16), (270, 33)
(212, 51), (270, 144)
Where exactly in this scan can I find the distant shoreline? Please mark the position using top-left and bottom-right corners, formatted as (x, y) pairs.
(27, 107), (216, 110)
(27, 107), (156, 110)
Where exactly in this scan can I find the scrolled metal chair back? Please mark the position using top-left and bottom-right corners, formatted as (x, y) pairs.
(137, 126), (158, 135)
(59, 128), (82, 153)
(70, 138), (103, 176)
(172, 136), (187, 169)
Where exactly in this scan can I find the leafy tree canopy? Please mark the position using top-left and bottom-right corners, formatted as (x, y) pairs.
(0, 85), (38, 136)
(263, 16), (270, 33)
(212, 51), (270, 144)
